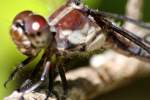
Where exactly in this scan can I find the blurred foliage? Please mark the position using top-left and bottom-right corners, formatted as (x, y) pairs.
(144, 0), (150, 21)
(0, 0), (149, 99)
(99, 0), (127, 14)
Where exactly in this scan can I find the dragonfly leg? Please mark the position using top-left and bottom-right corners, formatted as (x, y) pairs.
(4, 57), (35, 88)
(19, 50), (49, 91)
(20, 61), (50, 94)
(58, 64), (68, 99)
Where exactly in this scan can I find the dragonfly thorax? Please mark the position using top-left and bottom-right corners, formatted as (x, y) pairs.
(49, 4), (101, 51)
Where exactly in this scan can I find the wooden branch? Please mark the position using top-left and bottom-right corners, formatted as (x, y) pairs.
(4, 51), (150, 100)
(4, 0), (150, 100)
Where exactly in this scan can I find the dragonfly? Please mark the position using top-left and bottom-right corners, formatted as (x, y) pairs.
(4, 0), (150, 99)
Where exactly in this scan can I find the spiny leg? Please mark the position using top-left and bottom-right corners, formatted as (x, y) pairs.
(46, 58), (68, 100)
(45, 63), (57, 100)
(19, 49), (50, 91)
(19, 58), (45, 92)
(21, 61), (58, 100)
(4, 57), (35, 88)
(21, 61), (51, 94)
(58, 64), (68, 99)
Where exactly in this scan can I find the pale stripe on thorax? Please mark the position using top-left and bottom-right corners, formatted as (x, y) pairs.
(49, 6), (74, 26)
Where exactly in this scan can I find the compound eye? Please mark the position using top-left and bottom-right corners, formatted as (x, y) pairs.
(13, 10), (33, 23)
(11, 10), (34, 34)
(11, 11), (33, 42)
(24, 15), (51, 48)
(24, 15), (49, 34)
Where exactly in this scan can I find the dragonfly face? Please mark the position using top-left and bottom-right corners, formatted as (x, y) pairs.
(10, 11), (52, 56)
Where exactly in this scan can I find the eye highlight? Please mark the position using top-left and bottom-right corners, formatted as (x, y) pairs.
(24, 15), (49, 34)
(22, 14), (52, 48)
(32, 21), (40, 31)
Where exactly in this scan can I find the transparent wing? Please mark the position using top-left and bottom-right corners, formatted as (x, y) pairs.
(85, 8), (150, 54)
(91, 10), (150, 30)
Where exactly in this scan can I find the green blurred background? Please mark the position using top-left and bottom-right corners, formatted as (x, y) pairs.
(0, 0), (150, 100)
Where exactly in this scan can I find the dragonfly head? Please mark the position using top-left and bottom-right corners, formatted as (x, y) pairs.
(10, 11), (52, 56)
